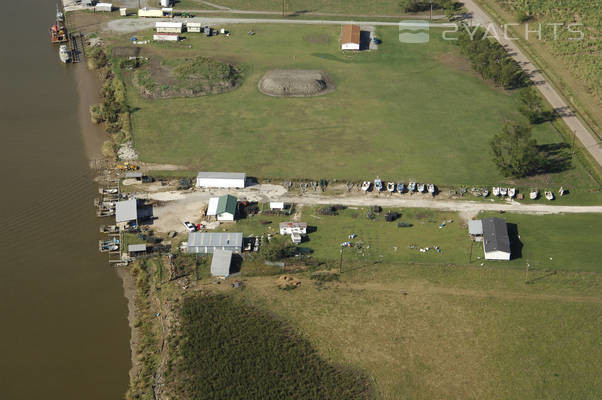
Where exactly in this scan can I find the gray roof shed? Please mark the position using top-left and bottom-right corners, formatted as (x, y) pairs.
(115, 198), (138, 223)
(187, 232), (243, 253)
(482, 218), (511, 254)
(211, 249), (233, 277)
(128, 244), (147, 253)
(468, 220), (483, 235)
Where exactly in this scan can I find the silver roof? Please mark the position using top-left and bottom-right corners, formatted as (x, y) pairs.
(128, 244), (147, 252)
(211, 249), (233, 276)
(196, 172), (246, 180)
(115, 198), (137, 223)
(187, 232), (243, 249)
(125, 172), (143, 178)
(468, 220), (483, 235)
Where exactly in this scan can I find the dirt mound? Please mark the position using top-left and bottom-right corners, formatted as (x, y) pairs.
(258, 69), (335, 97)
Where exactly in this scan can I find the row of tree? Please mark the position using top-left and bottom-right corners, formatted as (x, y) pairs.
(399, 0), (459, 15)
(456, 26), (528, 89)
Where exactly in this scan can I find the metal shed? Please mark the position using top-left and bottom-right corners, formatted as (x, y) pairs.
(187, 22), (202, 33)
(95, 3), (113, 12)
(187, 232), (243, 254)
(156, 21), (182, 33)
(196, 172), (246, 189)
(468, 220), (483, 236)
(128, 244), (147, 255)
(210, 249), (233, 277)
(115, 198), (137, 223)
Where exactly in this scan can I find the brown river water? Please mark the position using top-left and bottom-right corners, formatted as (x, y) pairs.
(0, 0), (130, 398)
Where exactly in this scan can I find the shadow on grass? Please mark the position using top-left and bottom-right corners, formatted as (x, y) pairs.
(535, 143), (572, 175)
(508, 223), (523, 260)
(526, 270), (557, 285)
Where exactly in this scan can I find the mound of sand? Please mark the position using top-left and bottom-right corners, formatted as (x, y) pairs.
(258, 69), (335, 97)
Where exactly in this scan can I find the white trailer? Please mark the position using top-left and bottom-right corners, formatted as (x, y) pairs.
(138, 8), (164, 18)
(95, 3), (113, 12)
(156, 22), (183, 33)
(153, 33), (180, 41)
(186, 22), (202, 33)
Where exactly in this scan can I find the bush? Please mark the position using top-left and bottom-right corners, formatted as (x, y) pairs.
(385, 211), (400, 222)
(317, 206), (338, 216)
(177, 177), (193, 190)
(397, 221), (413, 228)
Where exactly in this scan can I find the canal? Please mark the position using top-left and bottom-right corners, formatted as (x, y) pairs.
(0, 0), (130, 398)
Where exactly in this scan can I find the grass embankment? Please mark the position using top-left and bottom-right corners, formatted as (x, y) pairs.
(123, 24), (598, 193)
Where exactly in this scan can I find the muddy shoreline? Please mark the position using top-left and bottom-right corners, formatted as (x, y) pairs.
(71, 46), (138, 388)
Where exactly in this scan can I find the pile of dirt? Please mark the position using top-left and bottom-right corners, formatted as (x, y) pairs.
(133, 56), (243, 99)
(258, 69), (335, 97)
(276, 275), (301, 290)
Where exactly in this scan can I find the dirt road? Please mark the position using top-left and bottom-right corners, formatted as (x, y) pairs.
(141, 185), (602, 232)
(460, 0), (601, 166)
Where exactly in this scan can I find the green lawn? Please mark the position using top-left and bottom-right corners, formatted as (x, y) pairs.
(477, 212), (602, 273)
(175, 0), (410, 16)
(127, 24), (596, 189)
(225, 205), (602, 272)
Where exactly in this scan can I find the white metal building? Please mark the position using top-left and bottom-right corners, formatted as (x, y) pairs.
(115, 198), (138, 225)
(153, 33), (180, 41)
(196, 172), (246, 189)
(279, 222), (307, 235)
(156, 22), (182, 33)
(119, 8), (127, 16)
(95, 3), (113, 12)
(160, 0), (172, 7)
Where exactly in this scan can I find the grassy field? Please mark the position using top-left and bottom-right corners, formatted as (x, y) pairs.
(123, 24), (598, 190)
(224, 206), (602, 272)
(231, 264), (601, 400)
(175, 0), (412, 16)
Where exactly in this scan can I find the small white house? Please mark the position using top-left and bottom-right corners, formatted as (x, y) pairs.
(95, 3), (113, 12)
(482, 218), (511, 260)
(196, 172), (246, 189)
(341, 24), (360, 50)
(270, 202), (285, 211)
(153, 33), (179, 41)
(119, 8), (127, 16)
(156, 22), (182, 33)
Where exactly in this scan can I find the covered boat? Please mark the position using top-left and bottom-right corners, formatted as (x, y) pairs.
(545, 191), (554, 201)
(374, 179), (383, 191)
(59, 45), (70, 63)
(408, 181), (416, 192)
(493, 187), (500, 196)
(387, 182), (395, 192)
(529, 189), (539, 200)
(397, 182), (405, 193)
(508, 188), (516, 198)
(417, 183), (425, 193)
(361, 181), (371, 191)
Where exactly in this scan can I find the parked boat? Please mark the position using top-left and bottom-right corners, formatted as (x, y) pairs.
(545, 191), (554, 201)
(508, 188), (516, 198)
(559, 186), (566, 196)
(427, 184), (436, 195)
(493, 187), (500, 196)
(408, 181), (416, 192)
(387, 182), (395, 192)
(56, 4), (64, 22)
(374, 179), (383, 191)
(417, 183), (425, 193)
(397, 182), (405, 194)
(500, 187), (508, 196)
(361, 181), (371, 191)
(482, 188), (490, 197)
(529, 189), (539, 200)
(59, 45), (71, 63)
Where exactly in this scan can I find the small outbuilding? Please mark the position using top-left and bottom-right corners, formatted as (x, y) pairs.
(279, 222), (307, 244)
(187, 232), (243, 254)
(128, 244), (147, 256)
(210, 249), (233, 277)
(156, 22), (183, 33)
(187, 22), (202, 33)
(95, 3), (113, 12)
(468, 219), (483, 241)
(216, 194), (238, 221)
(115, 198), (138, 226)
(482, 218), (511, 260)
(196, 172), (246, 189)
(138, 8), (165, 18)
(153, 33), (180, 41)
(341, 24), (360, 50)
(270, 202), (285, 210)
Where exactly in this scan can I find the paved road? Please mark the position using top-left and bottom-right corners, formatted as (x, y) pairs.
(461, 0), (602, 166)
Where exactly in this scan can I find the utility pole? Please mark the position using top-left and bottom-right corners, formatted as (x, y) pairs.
(430, 0), (433, 23)
(524, 263), (530, 284)
(339, 247), (343, 274)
